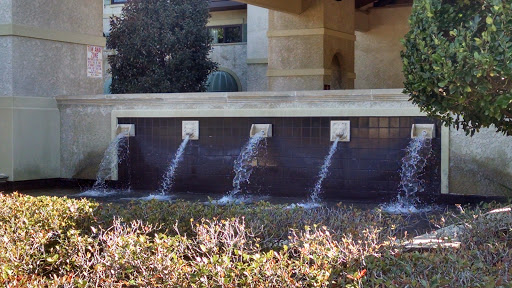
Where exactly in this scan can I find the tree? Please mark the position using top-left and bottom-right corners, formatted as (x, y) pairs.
(402, 0), (512, 136)
(107, 0), (217, 94)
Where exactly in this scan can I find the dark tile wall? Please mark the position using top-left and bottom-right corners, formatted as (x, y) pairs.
(117, 117), (441, 200)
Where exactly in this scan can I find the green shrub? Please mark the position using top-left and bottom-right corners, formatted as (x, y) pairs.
(107, 0), (217, 94)
(402, 0), (512, 136)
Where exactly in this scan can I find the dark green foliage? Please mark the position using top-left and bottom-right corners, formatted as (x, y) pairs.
(107, 0), (217, 93)
(402, 0), (512, 136)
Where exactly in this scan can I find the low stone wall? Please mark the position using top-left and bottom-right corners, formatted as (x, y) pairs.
(450, 128), (512, 197)
(56, 89), (512, 197)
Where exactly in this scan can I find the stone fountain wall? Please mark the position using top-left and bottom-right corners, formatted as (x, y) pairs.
(56, 89), (512, 197)
(115, 116), (440, 199)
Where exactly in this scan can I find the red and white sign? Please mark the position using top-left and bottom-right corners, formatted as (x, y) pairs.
(87, 45), (103, 78)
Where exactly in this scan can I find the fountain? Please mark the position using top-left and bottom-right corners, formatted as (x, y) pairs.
(310, 137), (340, 204)
(216, 124), (272, 204)
(78, 125), (133, 197)
(382, 124), (435, 214)
(137, 121), (199, 201)
(293, 121), (349, 209)
(156, 135), (190, 196)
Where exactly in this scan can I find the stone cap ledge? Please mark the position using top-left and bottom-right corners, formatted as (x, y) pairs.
(55, 89), (410, 105)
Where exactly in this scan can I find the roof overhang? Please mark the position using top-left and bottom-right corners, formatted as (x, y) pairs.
(209, 0), (247, 12)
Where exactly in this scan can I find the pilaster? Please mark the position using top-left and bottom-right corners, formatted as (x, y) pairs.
(0, 0), (104, 181)
(267, 0), (355, 91)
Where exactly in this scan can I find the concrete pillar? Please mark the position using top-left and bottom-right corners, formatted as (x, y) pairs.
(0, 0), (104, 181)
(267, 0), (355, 91)
(246, 5), (269, 91)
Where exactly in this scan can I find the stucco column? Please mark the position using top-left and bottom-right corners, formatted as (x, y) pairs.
(267, 0), (355, 91)
(0, 0), (105, 181)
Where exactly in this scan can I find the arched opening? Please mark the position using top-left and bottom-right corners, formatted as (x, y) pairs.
(330, 54), (343, 90)
(206, 68), (241, 92)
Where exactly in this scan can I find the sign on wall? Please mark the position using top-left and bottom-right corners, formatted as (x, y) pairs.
(87, 45), (103, 78)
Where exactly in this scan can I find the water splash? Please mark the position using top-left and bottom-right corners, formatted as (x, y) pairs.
(230, 131), (266, 197)
(382, 131), (433, 214)
(158, 135), (190, 195)
(76, 189), (119, 198)
(79, 133), (129, 197)
(121, 194), (175, 202)
(286, 202), (323, 210)
(309, 137), (340, 203)
(211, 195), (253, 205)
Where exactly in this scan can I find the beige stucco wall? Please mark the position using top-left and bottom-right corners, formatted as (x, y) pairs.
(210, 43), (248, 91)
(247, 5), (268, 60)
(0, 38), (13, 96)
(12, 0), (102, 35)
(12, 0), (101, 36)
(0, 0), (103, 181)
(12, 37), (103, 97)
(450, 128), (512, 197)
(0, 0), (12, 24)
(60, 105), (112, 179)
(355, 6), (411, 89)
(246, 5), (269, 91)
(247, 64), (268, 91)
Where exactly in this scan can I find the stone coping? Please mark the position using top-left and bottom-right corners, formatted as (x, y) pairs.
(55, 89), (410, 105)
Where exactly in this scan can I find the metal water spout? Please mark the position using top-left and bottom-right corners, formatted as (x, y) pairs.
(250, 124), (273, 138)
(182, 121), (199, 140)
(411, 124), (436, 139)
(116, 124), (135, 137)
(330, 121), (350, 142)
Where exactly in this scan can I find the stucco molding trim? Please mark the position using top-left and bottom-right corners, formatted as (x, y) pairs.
(0, 24), (106, 46)
(0, 96), (58, 109)
(267, 68), (331, 77)
(56, 89), (414, 105)
(111, 108), (425, 120)
(267, 28), (356, 41)
(247, 58), (268, 64)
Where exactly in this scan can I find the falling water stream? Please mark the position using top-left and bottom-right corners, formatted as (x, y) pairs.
(78, 133), (129, 197)
(286, 137), (341, 209)
(215, 131), (266, 204)
(310, 137), (340, 203)
(157, 135), (191, 196)
(382, 131), (433, 214)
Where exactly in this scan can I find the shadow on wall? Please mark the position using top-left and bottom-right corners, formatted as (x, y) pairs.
(451, 150), (512, 197)
(72, 151), (104, 180)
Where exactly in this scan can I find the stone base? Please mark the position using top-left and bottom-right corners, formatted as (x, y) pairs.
(0, 97), (60, 181)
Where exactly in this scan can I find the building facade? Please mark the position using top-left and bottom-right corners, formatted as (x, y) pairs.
(102, 0), (413, 93)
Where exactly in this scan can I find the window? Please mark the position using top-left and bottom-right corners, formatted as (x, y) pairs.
(208, 25), (244, 44)
(111, 0), (127, 4)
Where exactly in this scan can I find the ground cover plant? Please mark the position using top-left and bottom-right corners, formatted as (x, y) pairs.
(1, 192), (511, 287)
